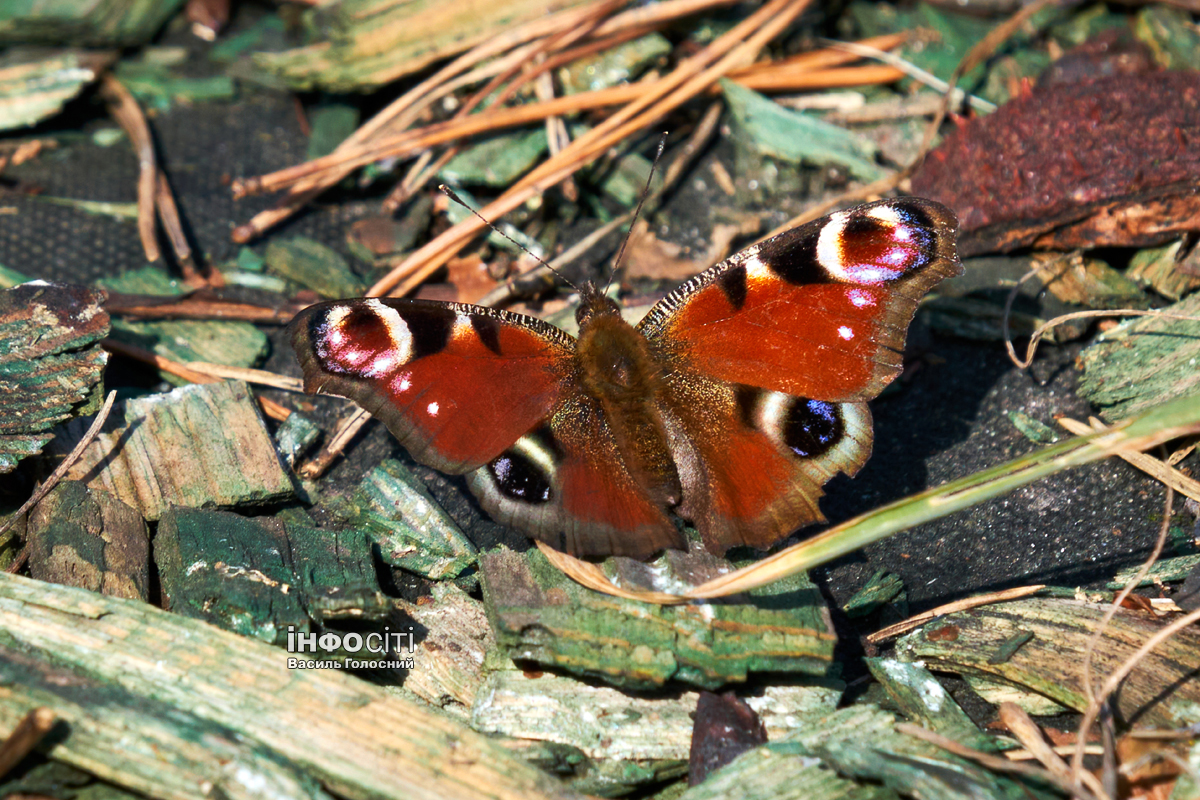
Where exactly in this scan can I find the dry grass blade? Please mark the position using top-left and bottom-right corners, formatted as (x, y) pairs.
(865, 585), (1047, 643)
(100, 75), (159, 263)
(2, 390), (116, 572)
(535, 542), (686, 603)
(1058, 417), (1200, 502)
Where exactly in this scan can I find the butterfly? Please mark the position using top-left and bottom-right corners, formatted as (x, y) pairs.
(290, 198), (961, 560)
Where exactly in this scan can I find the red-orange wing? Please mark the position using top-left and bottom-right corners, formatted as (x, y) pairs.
(639, 198), (961, 553)
(290, 298), (574, 473)
(638, 198), (961, 402)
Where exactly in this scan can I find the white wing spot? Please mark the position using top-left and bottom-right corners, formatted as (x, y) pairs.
(743, 252), (771, 282)
(838, 325), (854, 340)
(848, 288), (875, 307)
(364, 299), (414, 361)
(427, 401), (440, 417)
(866, 204), (904, 226)
(453, 312), (474, 340)
(816, 210), (849, 279)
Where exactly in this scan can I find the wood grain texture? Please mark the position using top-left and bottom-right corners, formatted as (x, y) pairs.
(0, 572), (580, 800)
(480, 546), (836, 690)
(897, 596), (1200, 728)
(54, 380), (293, 521)
(0, 283), (108, 473)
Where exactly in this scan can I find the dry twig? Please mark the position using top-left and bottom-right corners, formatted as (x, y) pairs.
(0, 708), (57, 778)
(102, 340), (291, 421)
(100, 76), (159, 264)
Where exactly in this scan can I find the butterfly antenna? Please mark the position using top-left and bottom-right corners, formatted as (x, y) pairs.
(602, 132), (668, 297)
(438, 184), (581, 294)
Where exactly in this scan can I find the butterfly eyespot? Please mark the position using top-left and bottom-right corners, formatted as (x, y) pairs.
(783, 400), (843, 458)
(488, 451), (553, 504)
(312, 301), (413, 375)
(816, 207), (938, 285)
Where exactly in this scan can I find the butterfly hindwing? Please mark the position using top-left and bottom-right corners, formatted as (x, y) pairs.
(466, 390), (686, 559)
(290, 298), (574, 473)
(661, 373), (873, 553)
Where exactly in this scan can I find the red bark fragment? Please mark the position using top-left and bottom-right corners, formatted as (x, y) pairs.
(911, 71), (1200, 256)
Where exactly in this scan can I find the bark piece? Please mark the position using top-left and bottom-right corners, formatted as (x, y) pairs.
(471, 668), (841, 794)
(155, 507), (386, 643)
(27, 481), (149, 601)
(481, 547), (837, 690)
(395, 583), (494, 715)
(896, 596), (1200, 727)
(911, 72), (1200, 257)
(0, 283), (108, 474)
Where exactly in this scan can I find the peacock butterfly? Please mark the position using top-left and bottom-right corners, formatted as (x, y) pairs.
(290, 198), (961, 559)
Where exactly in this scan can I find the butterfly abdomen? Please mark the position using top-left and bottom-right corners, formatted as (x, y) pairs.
(575, 303), (682, 508)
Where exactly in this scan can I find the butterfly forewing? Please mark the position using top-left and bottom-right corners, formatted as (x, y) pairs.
(290, 298), (574, 473)
(638, 198), (961, 402)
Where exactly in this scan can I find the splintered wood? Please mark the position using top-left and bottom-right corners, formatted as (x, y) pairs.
(51, 380), (293, 521)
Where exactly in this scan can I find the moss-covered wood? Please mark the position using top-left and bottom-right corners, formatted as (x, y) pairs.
(776, 705), (1054, 800)
(325, 458), (476, 580)
(896, 596), (1200, 727)
(865, 658), (997, 753)
(54, 381), (294, 521)
(253, 0), (594, 92)
(1077, 291), (1200, 421)
(0, 572), (580, 800)
(480, 547), (836, 690)
(28, 481), (149, 601)
(155, 507), (386, 643)
(678, 740), (897, 800)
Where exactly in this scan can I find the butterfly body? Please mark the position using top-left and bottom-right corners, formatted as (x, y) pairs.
(291, 198), (962, 559)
